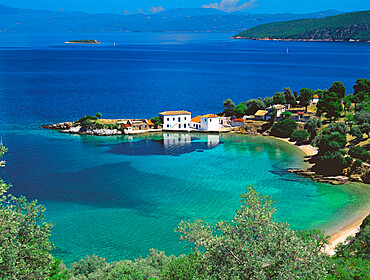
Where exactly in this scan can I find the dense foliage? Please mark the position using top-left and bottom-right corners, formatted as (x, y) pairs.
(0, 145), (55, 279)
(234, 11), (370, 41)
(270, 119), (297, 138)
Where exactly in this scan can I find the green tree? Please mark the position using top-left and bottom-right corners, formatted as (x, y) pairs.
(223, 99), (236, 116)
(263, 96), (273, 107)
(235, 102), (248, 117)
(350, 126), (363, 141)
(246, 99), (265, 115)
(281, 111), (292, 119)
(290, 130), (309, 143)
(314, 89), (324, 99)
(353, 78), (370, 103)
(270, 119), (297, 138)
(223, 98), (235, 109)
(316, 91), (343, 121)
(283, 87), (296, 106)
(49, 258), (70, 280)
(150, 116), (163, 128)
(313, 132), (350, 175)
(342, 96), (352, 112)
(273, 92), (286, 105)
(329, 81), (346, 99)
(305, 117), (322, 140)
(355, 110), (370, 125)
(96, 112), (102, 119)
(298, 88), (314, 111)
(0, 145), (54, 279)
(176, 187), (330, 279)
(268, 107), (278, 123)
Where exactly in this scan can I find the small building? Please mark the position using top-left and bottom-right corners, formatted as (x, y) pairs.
(231, 118), (245, 127)
(219, 116), (231, 127)
(127, 119), (149, 130)
(312, 94), (320, 104)
(159, 110), (191, 131)
(146, 119), (155, 129)
(254, 110), (269, 121)
(191, 114), (220, 131)
(267, 105), (286, 117)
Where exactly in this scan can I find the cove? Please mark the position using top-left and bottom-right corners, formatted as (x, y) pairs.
(2, 130), (368, 264)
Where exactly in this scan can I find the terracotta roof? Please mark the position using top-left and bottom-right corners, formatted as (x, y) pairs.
(232, 118), (245, 122)
(191, 115), (201, 123)
(159, 110), (191, 116)
(313, 94), (319, 99)
(146, 119), (154, 126)
(201, 114), (218, 118)
(254, 110), (268, 116)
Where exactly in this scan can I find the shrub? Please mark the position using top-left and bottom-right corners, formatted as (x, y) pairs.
(290, 130), (309, 142)
(348, 146), (370, 162)
(281, 111), (292, 119)
(270, 119), (297, 138)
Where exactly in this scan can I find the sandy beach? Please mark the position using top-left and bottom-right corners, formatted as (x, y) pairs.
(325, 212), (369, 255)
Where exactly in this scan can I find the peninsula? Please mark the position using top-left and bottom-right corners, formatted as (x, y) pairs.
(232, 10), (370, 42)
(65, 39), (101, 44)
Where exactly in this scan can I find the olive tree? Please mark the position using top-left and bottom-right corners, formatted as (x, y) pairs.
(0, 145), (55, 279)
(176, 187), (330, 279)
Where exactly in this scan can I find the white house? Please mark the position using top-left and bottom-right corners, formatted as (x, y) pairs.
(267, 104), (286, 117)
(159, 110), (191, 131)
(312, 94), (320, 104)
(191, 114), (220, 131)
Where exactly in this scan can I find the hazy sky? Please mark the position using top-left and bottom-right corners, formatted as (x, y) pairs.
(0, 0), (369, 14)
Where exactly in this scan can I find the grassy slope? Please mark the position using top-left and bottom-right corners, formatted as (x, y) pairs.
(234, 10), (370, 40)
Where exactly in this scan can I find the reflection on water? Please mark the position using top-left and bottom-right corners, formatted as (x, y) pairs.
(105, 133), (221, 156)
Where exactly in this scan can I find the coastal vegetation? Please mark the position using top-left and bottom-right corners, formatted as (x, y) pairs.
(0, 144), (369, 279)
(221, 78), (370, 182)
(233, 10), (370, 41)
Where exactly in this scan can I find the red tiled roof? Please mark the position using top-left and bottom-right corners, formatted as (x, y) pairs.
(232, 118), (245, 122)
(191, 115), (201, 123)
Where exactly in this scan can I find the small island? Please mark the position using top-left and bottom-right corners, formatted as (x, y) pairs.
(64, 39), (101, 44)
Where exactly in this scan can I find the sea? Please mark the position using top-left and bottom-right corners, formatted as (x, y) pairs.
(0, 32), (369, 264)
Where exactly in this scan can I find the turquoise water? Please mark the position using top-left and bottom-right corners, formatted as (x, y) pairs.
(1, 33), (369, 264)
(2, 129), (366, 263)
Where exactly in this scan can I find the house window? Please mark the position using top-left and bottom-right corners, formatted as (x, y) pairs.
(178, 117), (180, 122)
(167, 118), (169, 121)
(173, 118), (175, 121)
(184, 117), (186, 120)
(167, 124), (169, 128)
(210, 119), (212, 122)
(184, 124), (186, 128)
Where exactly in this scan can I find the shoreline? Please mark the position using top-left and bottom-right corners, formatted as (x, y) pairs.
(231, 36), (370, 43)
(325, 211), (369, 255)
(41, 124), (370, 250)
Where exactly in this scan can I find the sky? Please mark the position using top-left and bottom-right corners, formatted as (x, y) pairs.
(0, 0), (369, 14)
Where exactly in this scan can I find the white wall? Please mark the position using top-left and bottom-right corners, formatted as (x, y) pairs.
(162, 114), (191, 130)
(201, 117), (220, 131)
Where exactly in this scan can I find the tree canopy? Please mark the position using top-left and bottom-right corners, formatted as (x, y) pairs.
(176, 187), (330, 279)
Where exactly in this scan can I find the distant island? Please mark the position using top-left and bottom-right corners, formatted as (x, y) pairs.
(65, 40), (101, 44)
(233, 10), (370, 42)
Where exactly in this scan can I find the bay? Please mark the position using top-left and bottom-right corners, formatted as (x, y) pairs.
(0, 33), (369, 263)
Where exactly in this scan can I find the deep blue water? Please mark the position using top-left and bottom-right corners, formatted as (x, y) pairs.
(0, 33), (369, 264)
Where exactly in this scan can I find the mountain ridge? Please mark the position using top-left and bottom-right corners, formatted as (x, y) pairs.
(0, 4), (345, 33)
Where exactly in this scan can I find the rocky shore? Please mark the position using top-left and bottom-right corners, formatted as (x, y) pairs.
(288, 169), (364, 185)
(41, 122), (125, 136)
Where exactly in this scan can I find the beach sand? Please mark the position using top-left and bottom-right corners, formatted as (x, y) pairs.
(325, 212), (369, 255)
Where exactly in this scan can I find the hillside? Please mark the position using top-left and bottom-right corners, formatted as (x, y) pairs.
(0, 5), (344, 33)
(233, 10), (370, 41)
